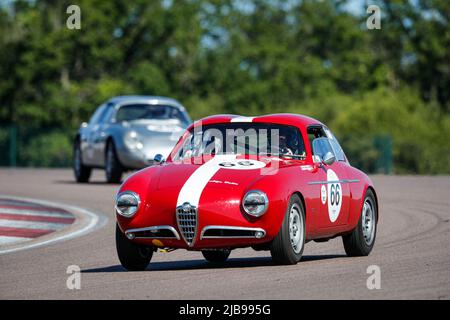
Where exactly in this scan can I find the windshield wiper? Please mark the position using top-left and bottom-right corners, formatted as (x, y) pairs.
(279, 154), (306, 160)
(259, 153), (306, 160)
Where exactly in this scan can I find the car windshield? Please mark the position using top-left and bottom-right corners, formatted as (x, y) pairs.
(116, 104), (189, 124)
(173, 123), (306, 160)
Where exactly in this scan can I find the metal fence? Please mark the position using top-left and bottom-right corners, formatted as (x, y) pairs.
(0, 123), (74, 168)
(0, 123), (393, 173)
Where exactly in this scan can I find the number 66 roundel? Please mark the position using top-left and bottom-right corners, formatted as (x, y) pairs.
(327, 169), (342, 222)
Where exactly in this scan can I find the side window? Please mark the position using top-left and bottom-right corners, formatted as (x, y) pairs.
(323, 127), (346, 161)
(307, 126), (327, 154)
(88, 104), (107, 126)
(98, 103), (115, 124)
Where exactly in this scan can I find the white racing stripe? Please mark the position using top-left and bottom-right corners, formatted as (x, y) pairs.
(230, 116), (254, 123)
(0, 219), (68, 230)
(176, 154), (237, 207)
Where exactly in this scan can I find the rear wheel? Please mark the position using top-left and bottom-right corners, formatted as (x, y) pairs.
(116, 224), (153, 271)
(202, 249), (231, 263)
(105, 141), (123, 183)
(342, 189), (377, 256)
(73, 140), (91, 183)
(270, 194), (305, 265)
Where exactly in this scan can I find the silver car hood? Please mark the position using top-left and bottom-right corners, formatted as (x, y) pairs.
(124, 119), (186, 157)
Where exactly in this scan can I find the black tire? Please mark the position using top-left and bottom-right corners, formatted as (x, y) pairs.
(342, 189), (377, 256)
(201, 249), (231, 263)
(116, 224), (153, 271)
(73, 140), (91, 183)
(270, 194), (306, 265)
(105, 140), (123, 183)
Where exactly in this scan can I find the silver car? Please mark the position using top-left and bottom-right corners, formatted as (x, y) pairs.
(73, 96), (192, 183)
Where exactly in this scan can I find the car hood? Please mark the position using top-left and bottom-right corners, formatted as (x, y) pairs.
(147, 154), (293, 209)
(126, 119), (186, 135)
(123, 120), (186, 157)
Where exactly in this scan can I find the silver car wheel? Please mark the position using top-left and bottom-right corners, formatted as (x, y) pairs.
(289, 203), (303, 254)
(362, 199), (375, 246)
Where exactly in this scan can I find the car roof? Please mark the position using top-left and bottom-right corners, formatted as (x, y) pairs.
(108, 95), (185, 109)
(189, 113), (324, 130)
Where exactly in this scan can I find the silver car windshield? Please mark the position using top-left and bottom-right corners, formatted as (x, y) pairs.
(116, 104), (189, 125)
(173, 123), (306, 160)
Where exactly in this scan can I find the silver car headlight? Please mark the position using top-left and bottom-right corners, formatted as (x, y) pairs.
(242, 190), (268, 217)
(124, 131), (143, 150)
(115, 191), (140, 218)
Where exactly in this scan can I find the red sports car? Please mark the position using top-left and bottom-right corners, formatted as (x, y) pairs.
(115, 114), (378, 270)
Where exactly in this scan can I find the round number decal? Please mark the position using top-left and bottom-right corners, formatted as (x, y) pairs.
(327, 169), (342, 222)
(218, 159), (266, 170)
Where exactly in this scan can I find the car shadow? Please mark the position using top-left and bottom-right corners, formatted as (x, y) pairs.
(81, 254), (346, 273)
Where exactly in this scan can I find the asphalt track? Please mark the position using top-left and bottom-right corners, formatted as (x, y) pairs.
(0, 169), (449, 299)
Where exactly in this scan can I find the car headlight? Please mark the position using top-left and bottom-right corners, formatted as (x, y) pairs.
(115, 191), (140, 217)
(124, 131), (143, 150)
(242, 190), (268, 217)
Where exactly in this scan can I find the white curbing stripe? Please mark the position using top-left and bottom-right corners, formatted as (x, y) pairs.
(0, 195), (108, 255)
(0, 219), (69, 230)
(0, 207), (73, 218)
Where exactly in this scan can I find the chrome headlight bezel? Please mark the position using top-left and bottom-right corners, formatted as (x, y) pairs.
(115, 191), (141, 218)
(242, 190), (269, 217)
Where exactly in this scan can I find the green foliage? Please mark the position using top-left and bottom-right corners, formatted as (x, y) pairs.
(0, 0), (448, 173)
(19, 130), (72, 167)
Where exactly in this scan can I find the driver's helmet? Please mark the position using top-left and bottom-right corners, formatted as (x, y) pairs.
(280, 130), (298, 153)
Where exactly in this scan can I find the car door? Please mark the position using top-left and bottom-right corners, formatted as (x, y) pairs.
(91, 103), (115, 166)
(82, 103), (107, 166)
(309, 126), (351, 231)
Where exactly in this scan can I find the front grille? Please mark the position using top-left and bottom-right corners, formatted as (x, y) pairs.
(176, 203), (198, 246)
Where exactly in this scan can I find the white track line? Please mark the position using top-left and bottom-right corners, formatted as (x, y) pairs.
(0, 195), (108, 255)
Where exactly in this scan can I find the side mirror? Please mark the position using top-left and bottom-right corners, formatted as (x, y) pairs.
(322, 152), (336, 166)
(154, 154), (165, 165)
(312, 155), (322, 164)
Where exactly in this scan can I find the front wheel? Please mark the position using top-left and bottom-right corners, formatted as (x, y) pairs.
(116, 224), (153, 271)
(105, 141), (123, 183)
(201, 249), (231, 263)
(270, 194), (306, 265)
(342, 189), (377, 256)
(73, 141), (91, 183)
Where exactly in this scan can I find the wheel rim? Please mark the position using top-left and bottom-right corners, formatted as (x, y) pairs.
(289, 203), (303, 254)
(362, 199), (376, 246)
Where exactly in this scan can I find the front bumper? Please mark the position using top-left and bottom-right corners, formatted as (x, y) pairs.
(117, 146), (172, 169)
(119, 223), (271, 250)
